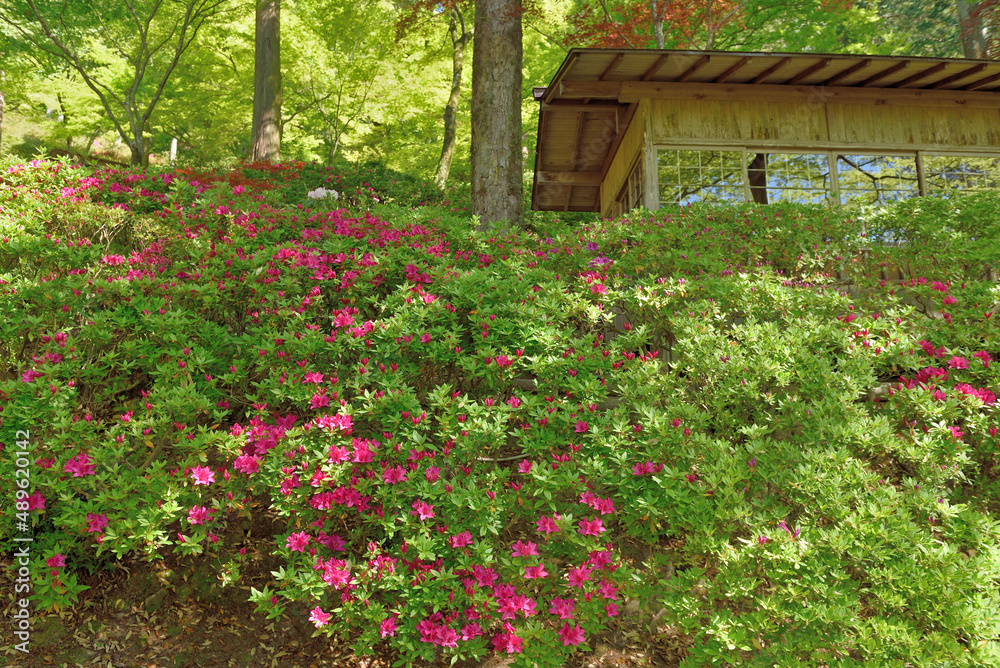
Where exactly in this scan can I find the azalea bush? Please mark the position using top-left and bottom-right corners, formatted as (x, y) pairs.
(2, 157), (1000, 666)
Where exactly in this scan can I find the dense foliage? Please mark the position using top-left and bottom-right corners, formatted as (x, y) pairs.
(2, 158), (1000, 666)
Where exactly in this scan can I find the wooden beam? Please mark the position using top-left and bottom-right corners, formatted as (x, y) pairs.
(677, 55), (710, 82)
(856, 61), (909, 87)
(821, 59), (871, 86)
(541, 101), (623, 113)
(961, 71), (1000, 91)
(784, 58), (831, 85)
(538, 171), (603, 186)
(641, 55), (669, 81)
(713, 56), (750, 83)
(610, 79), (1000, 109)
(600, 102), (639, 179)
(889, 62), (947, 88)
(926, 63), (986, 89)
(599, 53), (624, 81)
(751, 57), (791, 84)
(570, 112), (588, 170)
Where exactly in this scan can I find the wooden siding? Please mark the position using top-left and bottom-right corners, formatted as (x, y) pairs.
(651, 98), (1000, 151)
(601, 100), (648, 216)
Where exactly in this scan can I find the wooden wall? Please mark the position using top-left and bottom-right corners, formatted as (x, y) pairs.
(648, 98), (1000, 151)
(601, 100), (649, 216)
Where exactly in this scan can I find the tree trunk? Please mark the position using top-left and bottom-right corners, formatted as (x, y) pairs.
(471, 0), (522, 232)
(651, 0), (664, 48)
(748, 152), (768, 204)
(251, 0), (282, 162)
(435, 7), (471, 189)
(956, 0), (988, 58)
(0, 84), (5, 153)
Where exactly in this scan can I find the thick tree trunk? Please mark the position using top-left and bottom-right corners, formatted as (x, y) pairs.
(251, 0), (282, 162)
(471, 0), (522, 231)
(435, 7), (471, 189)
(956, 0), (988, 58)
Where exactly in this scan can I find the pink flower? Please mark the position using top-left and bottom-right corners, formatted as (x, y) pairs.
(26, 491), (46, 511)
(309, 606), (331, 628)
(558, 622), (586, 646)
(948, 356), (969, 369)
(86, 513), (109, 533)
(420, 333), (432, 343)
(511, 540), (539, 557)
(102, 254), (126, 266)
(605, 603), (620, 617)
(973, 350), (991, 368)
(950, 426), (964, 440)
(573, 420), (589, 433)
(20, 369), (44, 383)
(943, 295), (957, 305)
(449, 531), (473, 548)
(286, 531), (311, 552)
(567, 565), (593, 588)
(64, 452), (96, 477)
(411, 500), (435, 520)
(598, 579), (619, 600)
(518, 460), (533, 474)
(758, 534), (769, 545)
(233, 454), (261, 475)
(190, 465), (215, 486)
(380, 617), (397, 638)
(549, 597), (575, 619)
(424, 466), (440, 483)
(536, 515), (560, 534)
(461, 622), (483, 640)
(578, 517), (606, 536)
(492, 632), (524, 654)
(382, 466), (407, 484)
(187, 506), (212, 525)
(46, 553), (65, 569)
(524, 564), (548, 579)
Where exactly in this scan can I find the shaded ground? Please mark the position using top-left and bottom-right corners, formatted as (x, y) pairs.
(2, 535), (684, 668)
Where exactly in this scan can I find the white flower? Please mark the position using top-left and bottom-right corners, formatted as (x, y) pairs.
(307, 187), (340, 200)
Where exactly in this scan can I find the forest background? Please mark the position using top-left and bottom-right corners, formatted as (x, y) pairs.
(0, 0), (998, 201)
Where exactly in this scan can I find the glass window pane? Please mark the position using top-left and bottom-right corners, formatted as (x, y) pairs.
(923, 156), (1000, 193)
(658, 149), (744, 206)
(837, 155), (918, 205)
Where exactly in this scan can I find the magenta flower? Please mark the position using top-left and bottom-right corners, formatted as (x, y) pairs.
(233, 454), (261, 475)
(411, 500), (435, 520)
(190, 465), (215, 486)
(449, 531), (473, 548)
(286, 531), (311, 553)
(605, 603), (620, 617)
(46, 553), (65, 569)
(511, 540), (539, 557)
(309, 606), (331, 628)
(188, 506), (212, 525)
(549, 597), (575, 619)
(573, 420), (589, 433)
(86, 513), (109, 533)
(758, 534), (769, 545)
(382, 466), (407, 484)
(20, 369), (44, 383)
(536, 515), (560, 534)
(64, 452), (97, 477)
(558, 622), (586, 646)
(380, 617), (397, 638)
(101, 254), (126, 265)
(424, 466), (441, 483)
(567, 565), (593, 588)
(492, 631), (524, 654)
(461, 622), (484, 640)
(26, 491), (46, 511)
(578, 517), (606, 536)
(518, 460), (533, 474)
(524, 564), (548, 579)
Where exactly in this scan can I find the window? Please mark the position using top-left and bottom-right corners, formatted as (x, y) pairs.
(611, 158), (645, 218)
(923, 155), (1000, 194)
(748, 153), (834, 204)
(837, 154), (919, 205)
(658, 150), (744, 206)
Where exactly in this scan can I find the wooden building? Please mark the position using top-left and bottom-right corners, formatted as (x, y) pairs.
(530, 49), (1000, 217)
